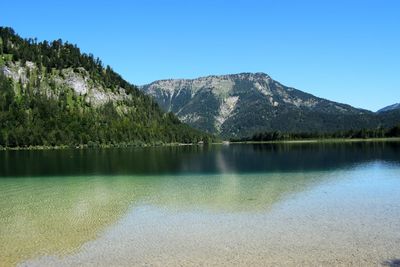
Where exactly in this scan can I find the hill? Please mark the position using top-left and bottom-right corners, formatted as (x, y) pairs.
(0, 27), (212, 148)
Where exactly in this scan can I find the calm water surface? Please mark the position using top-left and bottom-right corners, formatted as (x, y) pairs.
(1, 143), (400, 266)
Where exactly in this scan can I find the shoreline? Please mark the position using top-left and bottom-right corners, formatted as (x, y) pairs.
(0, 142), (206, 151)
(228, 137), (400, 144)
(1, 137), (400, 151)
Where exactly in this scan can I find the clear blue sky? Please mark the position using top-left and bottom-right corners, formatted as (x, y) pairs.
(2, 0), (399, 111)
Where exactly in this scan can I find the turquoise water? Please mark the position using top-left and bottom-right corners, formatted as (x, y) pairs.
(1, 143), (400, 266)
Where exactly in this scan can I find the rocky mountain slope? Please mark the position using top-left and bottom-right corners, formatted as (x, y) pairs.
(2, 61), (131, 108)
(141, 73), (398, 138)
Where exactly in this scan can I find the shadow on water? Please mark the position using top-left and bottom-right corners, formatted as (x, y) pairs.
(1, 142), (400, 177)
(383, 259), (400, 267)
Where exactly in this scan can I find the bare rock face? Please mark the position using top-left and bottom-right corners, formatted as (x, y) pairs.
(140, 73), (375, 138)
(1, 61), (131, 108)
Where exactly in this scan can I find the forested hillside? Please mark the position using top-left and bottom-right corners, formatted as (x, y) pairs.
(0, 27), (213, 148)
(232, 125), (400, 142)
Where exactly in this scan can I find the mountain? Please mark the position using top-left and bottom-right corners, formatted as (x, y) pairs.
(378, 103), (400, 113)
(0, 27), (212, 148)
(140, 73), (399, 138)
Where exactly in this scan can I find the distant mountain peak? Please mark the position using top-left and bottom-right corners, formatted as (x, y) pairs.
(147, 72), (271, 84)
(140, 72), (393, 138)
(378, 103), (400, 113)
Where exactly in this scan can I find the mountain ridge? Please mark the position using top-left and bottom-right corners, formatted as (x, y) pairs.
(140, 72), (372, 110)
(140, 72), (398, 138)
(378, 103), (400, 113)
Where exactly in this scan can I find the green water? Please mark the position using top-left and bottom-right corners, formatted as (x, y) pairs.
(1, 143), (400, 266)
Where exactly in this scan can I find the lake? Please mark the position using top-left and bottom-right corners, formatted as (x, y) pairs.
(1, 142), (400, 266)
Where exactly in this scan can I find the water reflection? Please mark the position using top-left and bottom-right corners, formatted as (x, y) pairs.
(1, 142), (400, 177)
(148, 173), (326, 212)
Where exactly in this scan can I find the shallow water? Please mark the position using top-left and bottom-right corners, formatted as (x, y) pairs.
(1, 143), (400, 266)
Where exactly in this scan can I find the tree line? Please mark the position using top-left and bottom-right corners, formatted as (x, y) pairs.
(232, 126), (400, 142)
